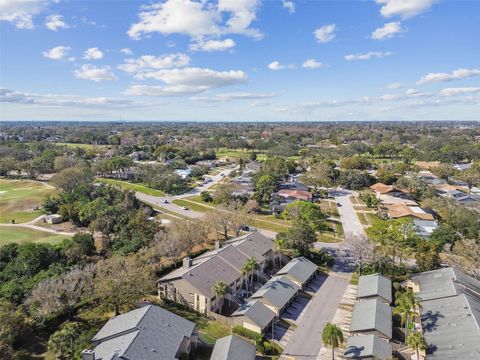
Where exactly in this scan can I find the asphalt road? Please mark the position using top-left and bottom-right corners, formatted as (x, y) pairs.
(135, 166), (236, 219)
(280, 191), (360, 360)
(332, 189), (367, 240)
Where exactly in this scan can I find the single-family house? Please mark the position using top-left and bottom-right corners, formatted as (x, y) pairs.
(174, 168), (192, 179)
(277, 189), (313, 202)
(82, 305), (196, 360)
(356, 274), (392, 304)
(210, 335), (256, 360)
(404, 267), (480, 360)
(250, 275), (300, 317)
(158, 232), (281, 314)
(380, 204), (438, 238)
(350, 299), (392, 339)
(344, 334), (392, 360)
(275, 256), (317, 289)
(231, 299), (276, 334)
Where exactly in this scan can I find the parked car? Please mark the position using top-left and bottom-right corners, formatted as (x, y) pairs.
(180, 206), (188, 210)
(336, 202), (342, 207)
(162, 199), (169, 203)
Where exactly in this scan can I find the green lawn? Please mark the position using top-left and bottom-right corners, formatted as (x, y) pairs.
(357, 212), (368, 225)
(0, 227), (70, 246)
(55, 142), (110, 150)
(0, 178), (56, 223)
(97, 178), (165, 196)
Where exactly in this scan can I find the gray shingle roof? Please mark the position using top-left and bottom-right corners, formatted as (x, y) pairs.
(92, 305), (195, 360)
(276, 256), (318, 285)
(210, 335), (256, 360)
(251, 275), (300, 309)
(410, 267), (480, 360)
(356, 273), (392, 303)
(231, 299), (276, 329)
(159, 232), (275, 298)
(411, 267), (480, 301)
(344, 334), (392, 360)
(350, 299), (392, 338)
(421, 293), (480, 359)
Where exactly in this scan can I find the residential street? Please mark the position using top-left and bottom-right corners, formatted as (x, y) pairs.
(135, 166), (236, 219)
(280, 191), (360, 360)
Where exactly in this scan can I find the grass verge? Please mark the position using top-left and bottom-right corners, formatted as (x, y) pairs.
(97, 178), (165, 196)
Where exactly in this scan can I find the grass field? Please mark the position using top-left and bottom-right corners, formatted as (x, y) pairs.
(97, 178), (166, 196)
(172, 199), (212, 212)
(0, 178), (56, 223)
(0, 227), (70, 246)
(55, 142), (110, 150)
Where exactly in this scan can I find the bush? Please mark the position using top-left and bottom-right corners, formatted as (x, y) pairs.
(200, 191), (213, 203)
(232, 326), (263, 343)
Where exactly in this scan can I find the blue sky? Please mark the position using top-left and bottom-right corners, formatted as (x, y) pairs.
(1, 0), (479, 121)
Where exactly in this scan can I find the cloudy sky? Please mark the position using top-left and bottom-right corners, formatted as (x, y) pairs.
(1, 0), (479, 121)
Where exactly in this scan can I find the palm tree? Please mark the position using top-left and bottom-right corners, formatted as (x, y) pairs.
(322, 322), (344, 360)
(212, 281), (229, 315)
(241, 257), (257, 294)
(393, 290), (417, 340)
(407, 331), (426, 360)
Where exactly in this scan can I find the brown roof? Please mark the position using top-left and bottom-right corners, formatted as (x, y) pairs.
(383, 204), (434, 221)
(435, 183), (463, 192)
(278, 189), (313, 201)
(370, 183), (396, 194)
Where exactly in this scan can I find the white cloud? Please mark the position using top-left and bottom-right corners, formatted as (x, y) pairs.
(345, 51), (393, 61)
(74, 65), (118, 82)
(189, 38), (235, 52)
(118, 53), (191, 77)
(417, 68), (480, 85)
(282, 0), (295, 14)
(191, 92), (276, 102)
(268, 61), (285, 71)
(314, 24), (336, 43)
(0, 0), (51, 29)
(83, 47), (104, 60)
(386, 82), (403, 89)
(376, 0), (437, 19)
(45, 14), (69, 31)
(371, 21), (405, 40)
(128, 0), (261, 40)
(123, 67), (247, 96)
(0, 87), (138, 108)
(302, 59), (325, 69)
(42, 46), (72, 60)
(120, 48), (133, 56)
(405, 88), (420, 96)
(441, 87), (480, 97)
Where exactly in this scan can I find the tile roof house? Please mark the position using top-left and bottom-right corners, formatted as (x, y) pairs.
(344, 334), (392, 360)
(276, 256), (318, 289)
(350, 299), (392, 339)
(210, 335), (256, 360)
(277, 189), (313, 202)
(380, 204), (438, 238)
(405, 267), (480, 360)
(231, 299), (276, 334)
(82, 305), (196, 360)
(158, 232), (282, 314)
(356, 274), (392, 304)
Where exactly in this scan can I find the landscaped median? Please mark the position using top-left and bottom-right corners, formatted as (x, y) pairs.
(97, 178), (166, 196)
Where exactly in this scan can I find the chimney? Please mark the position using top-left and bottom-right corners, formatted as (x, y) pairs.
(183, 257), (192, 269)
(215, 240), (221, 250)
(82, 349), (95, 360)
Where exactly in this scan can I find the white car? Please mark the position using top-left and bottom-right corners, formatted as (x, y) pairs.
(180, 206), (188, 210)
(162, 199), (169, 203)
